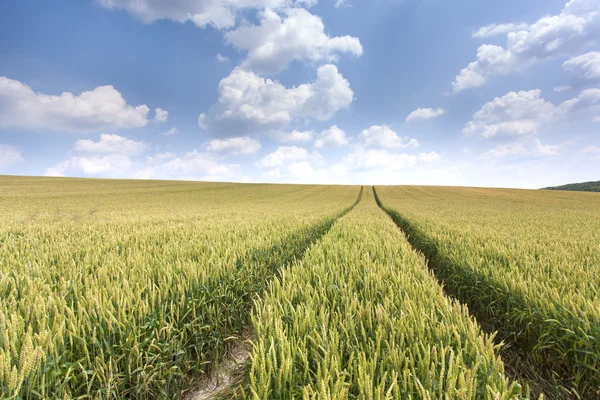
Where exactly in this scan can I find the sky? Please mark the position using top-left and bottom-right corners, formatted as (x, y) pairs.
(0, 0), (599, 188)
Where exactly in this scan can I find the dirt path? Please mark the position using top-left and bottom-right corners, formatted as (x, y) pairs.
(184, 187), (364, 400)
(185, 330), (252, 400)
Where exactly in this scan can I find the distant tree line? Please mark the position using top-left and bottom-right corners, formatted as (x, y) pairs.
(543, 180), (600, 192)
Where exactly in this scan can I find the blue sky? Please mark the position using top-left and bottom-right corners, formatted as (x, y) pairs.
(0, 0), (599, 188)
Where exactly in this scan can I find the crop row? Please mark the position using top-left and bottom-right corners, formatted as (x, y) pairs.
(246, 187), (525, 399)
(0, 177), (360, 399)
(375, 186), (600, 398)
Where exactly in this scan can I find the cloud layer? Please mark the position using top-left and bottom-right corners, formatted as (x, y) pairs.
(453, 0), (600, 92)
(563, 51), (600, 84)
(205, 136), (261, 154)
(464, 88), (600, 138)
(0, 77), (151, 132)
(98, 0), (317, 29)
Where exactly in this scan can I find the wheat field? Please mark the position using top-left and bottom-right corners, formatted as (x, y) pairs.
(1, 176), (599, 399)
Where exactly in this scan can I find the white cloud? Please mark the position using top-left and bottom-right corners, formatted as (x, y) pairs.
(135, 150), (242, 181)
(594, 116), (600, 122)
(359, 125), (419, 149)
(45, 134), (147, 177)
(554, 85), (572, 92)
(334, 0), (348, 7)
(261, 159), (333, 183)
(256, 145), (332, 183)
(47, 135), (243, 181)
(257, 145), (308, 168)
(463, 90), (558, 138)
(563, 51), (600, 84)
(273, 129), (315, 143)
(45, 154), (132, 176)
(0, 144), (24, 166)
(153, 107), (168, 123)
(97, 0), (317, 30)
(199, 64), (353, 136)
(453, 0), (600, 92)
(344, 147), (418, 170)
(405, 107), (445, 122)
(216, 53), (230, 62)
(164, 127), (178, 136)
(225, 8), (362, 74)
(464, 88), (600, 138)
(478, 138), (562, 160)
(313, 125), (348, 148)
(418, 151), (442, 162)
(73, 133), (147, 155)
(146, 152), (176, 164)
(205, 136), (261, 154)
(559, 88), (600, 114)
(472, 23), (530, 38)
(0, 77), (150, 132)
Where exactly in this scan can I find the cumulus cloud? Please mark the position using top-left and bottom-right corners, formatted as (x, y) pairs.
(216, 53), (230, 62)
(199, 64), (353, 136)
(257, 147), (339, 183)
(359, 125), (419, 149)
(336, 123), (436, 175)
(0, 77), (150, 132)
(273, 129), (315, 143)
(314, 125), (349, 148)
(453, 0), (600, 92)
(97, 0), (317, 30)
(478, 138), (562, 160)
(45, 134), (146, 177)
(463, 88), (600, 138)
(405, 107), (445, 122)
(257, 145), (308, 168)
(472, 23), (530, 38)
(343, 147), (439, 171)
(463, 90), (556, 138)
(563, 51), (600, 84)
(45, 154), (133, 176)
(0, 144), (24, 166)
(225, 8), (362, 74)
(205, 136), (261, 154)
(153, 107), (168, 123)
(73, 133), (147, 155)
(46, 134), (243, 181)
(559, 88), (600, 114)
(262, 159), (332, 183)
(135, 150), (242, 181)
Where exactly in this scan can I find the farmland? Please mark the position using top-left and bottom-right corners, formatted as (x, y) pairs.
(375, 186), (600, 398)
(0, 176), (359, 398)
(1, 176), (600, 399)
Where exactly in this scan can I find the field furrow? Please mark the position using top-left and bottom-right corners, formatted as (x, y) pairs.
(374, 186), (600, 399)
(0, 177), (360, 399)
(246, 187), (524, 399)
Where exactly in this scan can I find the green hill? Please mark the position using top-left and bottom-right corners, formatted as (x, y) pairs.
(543, 180), (600, 192)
